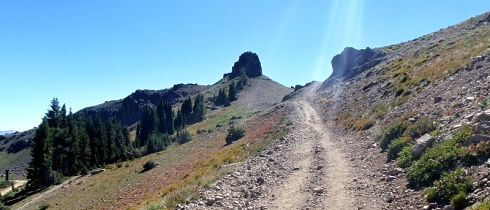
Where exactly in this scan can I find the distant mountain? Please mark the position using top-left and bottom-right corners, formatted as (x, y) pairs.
(0, 130), (16, 135)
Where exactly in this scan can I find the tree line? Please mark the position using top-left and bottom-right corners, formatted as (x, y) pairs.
(26, 75), (248, 191)
(27, 98), (131, 189)
(213, 73), (248, 106)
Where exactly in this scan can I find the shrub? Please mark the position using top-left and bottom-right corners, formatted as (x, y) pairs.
(404, 117), (438, 139)
(142, 160), (156, 172)
(379, 121), (410, 151)
(361, 119), (376, 130)
(407, 142), (459, 188)
(176, 129), (192, 144)
(395, 86), (405, 96)
(426, 167), (471, 207)
(407, 126), (471, 188)
(0, 202), (9, 210)
(451, 192), (467, 210)
(225, 126), (245, 145)
(396, 145), (414, 168)
(386, 137), (411, 161)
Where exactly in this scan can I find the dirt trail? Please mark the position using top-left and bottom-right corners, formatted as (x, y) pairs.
(17, 176), (81, 210)
(0, 180), (28, 196)
(268, 98), (355, 209)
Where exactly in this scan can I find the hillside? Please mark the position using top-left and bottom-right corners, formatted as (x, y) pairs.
(6, 52), (293, 210)
(4, 12), (490, 210)
(310, 12), (490, 209)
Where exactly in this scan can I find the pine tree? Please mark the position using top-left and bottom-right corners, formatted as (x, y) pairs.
(228, 81), (237, 102)
(157, 100), (168, 134)
(26, 118), (53, 189)
(165, 103), (175, 134)
(46, 98), (60, 128)
(181, 97), (193, 121)
(139, 105), (159, 147)
(191, 93), (205, 123)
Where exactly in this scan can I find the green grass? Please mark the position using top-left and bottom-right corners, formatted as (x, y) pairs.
(188, 106), (244, 134)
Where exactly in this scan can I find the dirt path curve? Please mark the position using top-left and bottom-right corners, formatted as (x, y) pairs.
(17, 176), (81, 210)
(268, 97), (355, 209)
(0, 180), (28, 196)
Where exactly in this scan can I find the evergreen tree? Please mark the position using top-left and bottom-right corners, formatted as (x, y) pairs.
(214, 88), (229, 106)
(138, 105), (159, 147)
(65, 112), (80, 175)
(181, 97), (193, 121)
(46, 98), (60, 128)
(157, 100), (168, 134)
(26, 118), (53, 189)
(165, 104), (175, 134)
(228, 81), (237, 102)
(191, 93), (205, 123)
(77, 114), (91, 171)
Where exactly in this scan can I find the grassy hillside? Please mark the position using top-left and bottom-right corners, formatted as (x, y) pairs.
(10, 76), (292, 210)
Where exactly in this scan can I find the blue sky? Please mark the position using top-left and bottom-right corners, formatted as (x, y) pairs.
(1, 1), (489, 132)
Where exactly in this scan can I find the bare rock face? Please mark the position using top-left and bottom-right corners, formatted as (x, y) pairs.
(322, 47), (385, 88)
(226, 51), (263, 79)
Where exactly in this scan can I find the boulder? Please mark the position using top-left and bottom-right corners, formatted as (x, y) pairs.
(434, 96), (443, 104)
(466, 134), (490, 145)
(471, 110), (490, 124)
(411, 134), (435, 159)
(473, 122), (490, 134)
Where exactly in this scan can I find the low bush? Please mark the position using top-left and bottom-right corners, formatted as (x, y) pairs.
(426, 167), (471, 206)
(407, 126), (471, 188)
(451, 191), (468, 210)
(142, 160), (157, 172)
(386, 137), (411, 161)
(396, 145), (414, 168)
(379, 120), (410, 151)
(225, 126), (246, 145)
(404, 117), (438, 139)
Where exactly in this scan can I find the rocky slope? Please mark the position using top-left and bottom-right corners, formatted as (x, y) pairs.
(190, 12), (490, 210)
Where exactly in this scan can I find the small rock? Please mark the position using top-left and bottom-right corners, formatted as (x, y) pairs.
(257, 177), (265, 185)
(386, 168), (403, 176)
(443, 205), (454, 210)
(313, 187), (324, 194)
(434, 96), (443, 104)
(384, 193), (394, 203)
(206, 198), (215, 206)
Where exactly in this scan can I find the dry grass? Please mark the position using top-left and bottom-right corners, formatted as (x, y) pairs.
(11, 103), (290, 210)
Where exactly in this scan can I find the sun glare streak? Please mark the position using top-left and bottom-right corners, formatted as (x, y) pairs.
(310, 0), (364, 119)
(312, 0), (364, 83)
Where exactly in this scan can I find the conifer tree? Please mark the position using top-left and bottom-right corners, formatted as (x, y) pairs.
(181, 97), (193, 121)
(191, 93), (205, 123)
(27, 118), (54, 189)
(228, 81), (237, 102)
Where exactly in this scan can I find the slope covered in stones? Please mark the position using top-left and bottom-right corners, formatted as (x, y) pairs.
(309, 12), (490, 209)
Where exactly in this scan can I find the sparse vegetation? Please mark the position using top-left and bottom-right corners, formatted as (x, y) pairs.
(426, 167), (471, 206)
(225, 126), (246, 145)
(142, 160), (157, 172)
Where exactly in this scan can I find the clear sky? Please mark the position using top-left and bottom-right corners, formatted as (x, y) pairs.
(1, 1), (489, 132)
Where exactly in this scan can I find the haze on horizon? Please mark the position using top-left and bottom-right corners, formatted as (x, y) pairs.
(1, 1), (489, 132)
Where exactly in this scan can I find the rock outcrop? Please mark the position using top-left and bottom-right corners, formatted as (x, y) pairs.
(80, 83), (207, 125)
(226, 51), (263, 79)
(322, 47), (385, 88)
